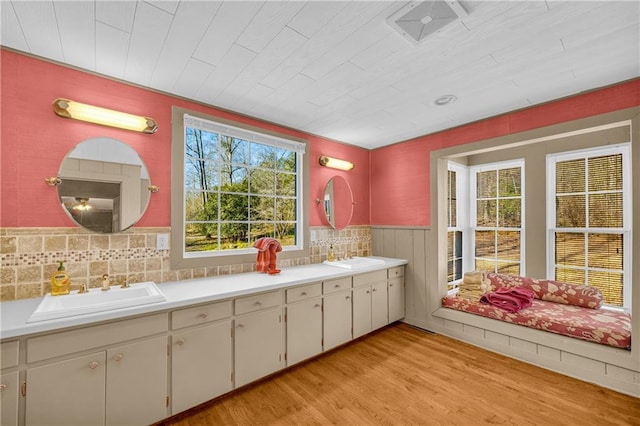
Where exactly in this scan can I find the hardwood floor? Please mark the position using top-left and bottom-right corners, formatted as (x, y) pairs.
(159, 323), (639, 425)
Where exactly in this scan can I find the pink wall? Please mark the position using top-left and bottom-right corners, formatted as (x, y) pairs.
(0, 50), (369, 228)
(370, 79), (640, 226)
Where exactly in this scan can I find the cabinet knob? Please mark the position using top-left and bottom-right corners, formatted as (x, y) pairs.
(390, 283), (394, 287)
(313, 304), (321, 308)
(0, 384), (7, 392)
(89, 361), (99, 370)
(199, 312), (209, 319)
(366, 290), (371, 294)
(254, 301), (262, 306)
(345, 295), (350, 300)
(113, 353), (123, 362)
(372, 288), (377, 292)
(175, 339), (185, 346)
(237, 323), (245, 328)
(301, 291), (307, 296)
(334, 284), (340, 288)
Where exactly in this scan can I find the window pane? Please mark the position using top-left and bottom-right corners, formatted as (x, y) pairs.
(588, 233), (623, 270)
(588, 270), (623, 307)
(589, 193), (622, 228)
(220, 136), (248, 165)
(498, 167), (521, 196)
(185, 159), (218, 190)
(186, 128), (219, 162)
(556, 159), (585, 193)
(588, 154), (622, 192)
(448, 170), (457, 227)
(498, 199), (521, 227)
(220, 166), (248, 188)
(447, 231), (454, 259)
(477, 170), (496, 198)
(276, 172), (295, 196)
(250, 169), (275, 195)
(249, 196), (274, 221)
(185, 223), (218, 252)
(220, 194), (248, 221)
(275, 198), (296, 221)
(476, 200), (496, 226)
(496, 231), (520, 261)
(276, 148), (296, 172)
(497, 262), (519, 275)
(555, 267), (585, 285)
(220, 223), (248, 249)
(475, 259), (494, 272)
(250, 142), (276, 168)
(250, 223), (274, 241)
(556, 194), (585, 227)
(184, 191), (208, 221)
(475, 230), (495, 258)
(555, 232), (585, 266)
(276, 223), (296, 246)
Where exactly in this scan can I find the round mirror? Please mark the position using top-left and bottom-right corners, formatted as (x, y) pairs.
(57, 137), (152, 233)
(323, 176), (353, 230)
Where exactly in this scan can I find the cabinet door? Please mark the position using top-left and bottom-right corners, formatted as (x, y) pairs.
(235, 307), (283, 387)
(323, 291), (352, 350)
(352, 286), (372, 339)
(106, 336), (168, 426)
(172, 321), (233, 414)
(26, 352), (106, 426)
(371, 281), (389, 330)
(388, 278), (405, 323)
(0, 371), (19, 426)
(286, 298), (322, 365)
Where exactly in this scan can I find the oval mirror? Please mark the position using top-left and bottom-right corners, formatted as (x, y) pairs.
(57, 137), (152, 233)
(323, 176), (353, 230)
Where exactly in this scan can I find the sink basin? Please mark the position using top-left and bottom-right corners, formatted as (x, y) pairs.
(322, 256), (386, 270)
(27, 281), (166, 323)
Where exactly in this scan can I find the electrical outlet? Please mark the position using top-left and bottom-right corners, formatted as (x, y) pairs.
(156, 233), (169, 250)
(310, 231), (316, 241)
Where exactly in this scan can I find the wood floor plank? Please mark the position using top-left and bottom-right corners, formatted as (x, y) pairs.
(159, 324), (639, 425)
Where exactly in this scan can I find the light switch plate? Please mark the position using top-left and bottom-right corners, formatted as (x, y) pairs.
(156, 233), (169, 250)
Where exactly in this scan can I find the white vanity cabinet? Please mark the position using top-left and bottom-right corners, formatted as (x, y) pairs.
(285, 283), (323, 366)
(234, 291), (284, 387)
(170, 301), (233, 415)
(353, 270), (389, 338)
(1, 340), (20, 426)
(388, 267), (406, 323)
(322, 277), (353, 350)
(23, 314), (169, 426)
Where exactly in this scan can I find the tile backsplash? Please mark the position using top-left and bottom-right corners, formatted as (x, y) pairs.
(0, 225), (371, 302)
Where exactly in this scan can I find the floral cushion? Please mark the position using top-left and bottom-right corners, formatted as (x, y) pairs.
(486, 273), (604, 309)
(442, 295), (631, 349)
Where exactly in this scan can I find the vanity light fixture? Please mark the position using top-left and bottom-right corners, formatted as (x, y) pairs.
(319, 156), (354, 171)
(52, 98), (158, 134)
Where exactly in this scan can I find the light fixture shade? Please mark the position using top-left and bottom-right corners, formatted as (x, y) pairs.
(319, 155), (354, 171)
(53, 98), (158, 134)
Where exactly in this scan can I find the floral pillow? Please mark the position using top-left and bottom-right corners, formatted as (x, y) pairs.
(485, 273), (603, 309)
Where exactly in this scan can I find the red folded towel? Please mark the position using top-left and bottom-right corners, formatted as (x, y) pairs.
(480, 286), (535, 313)
(253, 237), (282, 274)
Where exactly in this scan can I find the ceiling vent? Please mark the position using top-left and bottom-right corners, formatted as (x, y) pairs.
(387, 1), (467, 45)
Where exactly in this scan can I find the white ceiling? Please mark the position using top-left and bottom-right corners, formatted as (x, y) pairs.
(2, 1), (638, 149)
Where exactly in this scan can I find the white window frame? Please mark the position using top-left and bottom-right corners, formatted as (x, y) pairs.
(170, 107), (309, 270)
(469, 159), (525, 276)
(546, 144), (632, 310)
(447, 161), (469, 291)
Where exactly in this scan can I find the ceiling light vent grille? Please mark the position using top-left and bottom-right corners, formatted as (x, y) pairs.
(387, 1), (467, 45)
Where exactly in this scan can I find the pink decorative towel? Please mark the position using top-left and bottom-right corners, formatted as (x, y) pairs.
(480, 286), (535, 313)
(253, 238), (282, 274)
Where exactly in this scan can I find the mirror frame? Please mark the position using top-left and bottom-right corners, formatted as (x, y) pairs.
(322, 176), (353, 230)
(55, 137), (153, 233)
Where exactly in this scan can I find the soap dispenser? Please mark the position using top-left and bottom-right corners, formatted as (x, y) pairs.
(327, 244), (336, 262)
(51, 260), (71, 296)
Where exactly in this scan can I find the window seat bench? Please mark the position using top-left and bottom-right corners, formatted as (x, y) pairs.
(441, 273), (631, 350)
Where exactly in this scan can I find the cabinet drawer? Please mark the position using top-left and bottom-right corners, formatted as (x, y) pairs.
(388, 266), (405, 279)
(322, 277), (352, 294)
(353, 270), (386, 287)
(172, 300), (232, 330)
(0, 340), (19, 369)
(286, 283), (321, 303)
(235, 290), (281, 315)
(27, 313), (168, 363)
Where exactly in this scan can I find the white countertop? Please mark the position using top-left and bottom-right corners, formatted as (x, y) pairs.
(0, 257), (407, 340)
